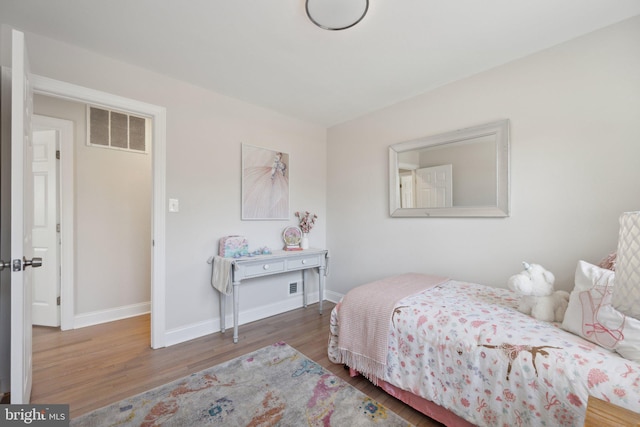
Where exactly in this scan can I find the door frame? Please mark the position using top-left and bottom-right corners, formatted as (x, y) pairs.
(31, 75), (167, 349)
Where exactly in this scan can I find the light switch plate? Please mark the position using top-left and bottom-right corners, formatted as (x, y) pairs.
(168, 198), (179, 212)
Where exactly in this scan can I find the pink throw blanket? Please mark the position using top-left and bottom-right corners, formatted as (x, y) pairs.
(336, 273), (449, 384)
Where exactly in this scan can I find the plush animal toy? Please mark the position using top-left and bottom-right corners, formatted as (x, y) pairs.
(507, 262), (570, 322)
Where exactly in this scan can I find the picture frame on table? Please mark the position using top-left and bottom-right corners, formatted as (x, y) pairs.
(282, 226), (302, 251)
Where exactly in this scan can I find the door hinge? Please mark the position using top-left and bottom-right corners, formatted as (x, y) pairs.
(57, 296), (61, 306)
(56, 223), (61, 232)
(56, 150), (60, 159)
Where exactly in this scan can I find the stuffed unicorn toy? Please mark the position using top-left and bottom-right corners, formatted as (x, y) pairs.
(508, 262), (570, 322)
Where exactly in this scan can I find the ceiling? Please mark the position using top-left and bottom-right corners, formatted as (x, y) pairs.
(1, 0), (639, 127)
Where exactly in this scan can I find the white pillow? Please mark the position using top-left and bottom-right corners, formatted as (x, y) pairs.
(597, 304), (640, 362)
(562, 261), (615, 347)
(561, 260), (640, 362)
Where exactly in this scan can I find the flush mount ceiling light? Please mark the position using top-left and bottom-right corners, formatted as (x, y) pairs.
(305, 0), (369, 31)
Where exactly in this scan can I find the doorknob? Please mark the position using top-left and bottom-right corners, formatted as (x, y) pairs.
(22, 256), (43, 269)
(5, 257), (44, 272)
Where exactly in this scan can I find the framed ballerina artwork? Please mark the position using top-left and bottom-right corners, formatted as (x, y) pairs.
(241, 144), (290, 220)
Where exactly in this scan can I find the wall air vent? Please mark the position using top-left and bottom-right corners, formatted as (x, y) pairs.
(87, 105), (150, 153)
(289, 282), (299, 295)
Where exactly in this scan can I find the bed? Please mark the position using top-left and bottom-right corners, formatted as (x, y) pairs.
(328, 268), (640, 426)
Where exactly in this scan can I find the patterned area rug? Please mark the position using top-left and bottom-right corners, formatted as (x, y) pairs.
(71, 342), (414, 426)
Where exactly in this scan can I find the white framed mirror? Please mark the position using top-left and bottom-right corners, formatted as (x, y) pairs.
(389, 119), (510, 218)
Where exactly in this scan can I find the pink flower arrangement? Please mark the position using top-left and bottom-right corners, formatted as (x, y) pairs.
(295, 211), (317, 234)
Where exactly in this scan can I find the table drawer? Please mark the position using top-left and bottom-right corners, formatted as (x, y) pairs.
(287, 255), (320, 270)
(243, 261), (285, 277)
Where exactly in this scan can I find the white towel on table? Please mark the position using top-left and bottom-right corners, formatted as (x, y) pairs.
(211, 256), (234, 295)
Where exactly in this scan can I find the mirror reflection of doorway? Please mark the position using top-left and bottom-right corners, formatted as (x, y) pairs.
(399, 172), (414, 208)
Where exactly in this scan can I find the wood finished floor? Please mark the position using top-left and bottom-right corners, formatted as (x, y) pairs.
(32, 302), (442, 426)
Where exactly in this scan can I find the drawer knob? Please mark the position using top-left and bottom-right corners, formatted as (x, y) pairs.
(302, 259), (307, 264)
(263, 264), (270, 270)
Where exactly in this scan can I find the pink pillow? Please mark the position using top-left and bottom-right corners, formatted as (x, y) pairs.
(597, 251), (616, 271)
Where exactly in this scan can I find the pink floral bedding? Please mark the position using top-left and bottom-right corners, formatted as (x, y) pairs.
(328, 280), (640, 427)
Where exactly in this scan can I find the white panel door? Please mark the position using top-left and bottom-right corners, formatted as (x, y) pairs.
(415, 164), (453, 208)
(10, 29), (36, 404)
(31, 129), (59, 327)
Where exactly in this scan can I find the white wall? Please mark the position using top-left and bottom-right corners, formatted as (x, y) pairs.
(13, 31), (326, 341)
(33, 95), (152, 318)
(326, 16), (640, 297)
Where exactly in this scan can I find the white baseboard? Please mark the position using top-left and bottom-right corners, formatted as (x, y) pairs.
(71, 292), (341, 347)
(324, 290), (343, 304)
(164, 292), (323, 347)
(74, 302), (150, 329)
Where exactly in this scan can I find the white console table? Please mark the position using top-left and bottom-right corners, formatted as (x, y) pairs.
(218, 248), (329, 343)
